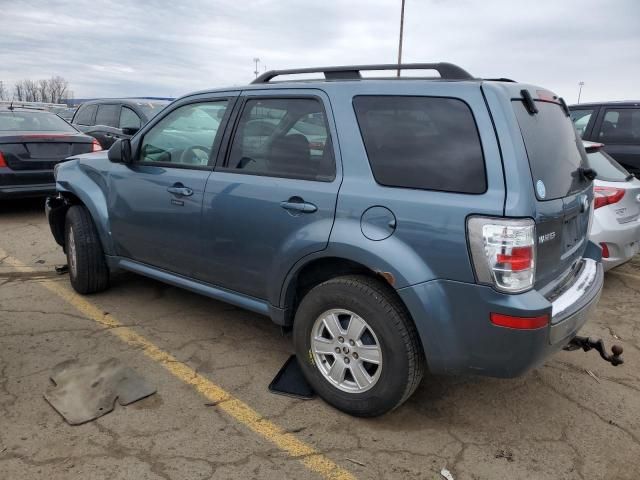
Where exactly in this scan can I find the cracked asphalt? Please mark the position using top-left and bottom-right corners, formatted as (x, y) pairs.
(1, 198), (640, 480)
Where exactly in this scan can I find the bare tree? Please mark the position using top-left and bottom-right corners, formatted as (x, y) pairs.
(38, 79), (49, 103)
(0, 81), (6, 100)
(48, 76), (69, 103)
(14, 82), (24, 101)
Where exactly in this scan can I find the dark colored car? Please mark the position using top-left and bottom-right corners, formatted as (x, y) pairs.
(0, 107), (99, 199)
(71, 99), (169, 149)
(570, 101), (640, 175)
(47, 63), (604, 416)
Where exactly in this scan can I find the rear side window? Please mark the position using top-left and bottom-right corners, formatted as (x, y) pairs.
(95, 104), (119, 127)
(225, 97), (335, 181)
(352, 96), (486, 194)
(74, 104), (97, 125)
(597, 108), (640, 144)
(513, 100), (588, 200)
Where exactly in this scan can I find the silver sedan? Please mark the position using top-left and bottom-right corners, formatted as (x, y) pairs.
(586, 141), (640, 270)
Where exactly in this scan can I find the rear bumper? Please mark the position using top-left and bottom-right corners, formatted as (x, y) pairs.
(398, 245), (604, 378)
(0, 168), (55, 198)
(589, 212), (640, 271)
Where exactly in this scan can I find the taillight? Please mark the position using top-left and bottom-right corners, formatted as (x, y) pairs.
(594, 186), (624, 209)
(600, 242), (610, 258)
(0, 151), (6, 168)
(467, 217), (536, 293)
(92, 139), (103, 152)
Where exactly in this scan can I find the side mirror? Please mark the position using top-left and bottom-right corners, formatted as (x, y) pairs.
(122, 126), (139, 136)
(108, 138), (133, 164)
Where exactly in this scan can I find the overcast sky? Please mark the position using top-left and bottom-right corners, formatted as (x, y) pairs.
(1, 0), (638, 103)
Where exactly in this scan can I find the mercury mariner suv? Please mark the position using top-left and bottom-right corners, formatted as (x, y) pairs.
(46, 63), (604, 416)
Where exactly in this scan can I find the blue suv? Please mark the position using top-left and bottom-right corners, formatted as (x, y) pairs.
(46, 63), (603, 416)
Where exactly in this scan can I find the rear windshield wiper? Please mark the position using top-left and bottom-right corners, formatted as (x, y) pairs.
(577, 167), (597, 181)
(625, 173), (635, 181)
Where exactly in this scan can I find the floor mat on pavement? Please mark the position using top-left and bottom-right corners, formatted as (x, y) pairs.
(268, 355), (315, 399)
(44, 357), (156, 425)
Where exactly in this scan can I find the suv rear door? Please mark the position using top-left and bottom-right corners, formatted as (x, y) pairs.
(198, 90), (340, 304)
(510, 92), (594, 290)
(592, 105), (640, 175)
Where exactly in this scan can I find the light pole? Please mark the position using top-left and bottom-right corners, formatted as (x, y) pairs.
(397, 0), (406, 77)
(577, 81), (585, 104)
(253, 58), (261, 78)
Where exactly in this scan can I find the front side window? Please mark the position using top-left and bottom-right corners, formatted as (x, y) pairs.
(570, 108), (593, 138)
(598, 108), (640, 144)
(353, 96), (486, 194)
(140, 101), (227, 167)
(225, 97), (335, 181)
(120, 107), (141, 130)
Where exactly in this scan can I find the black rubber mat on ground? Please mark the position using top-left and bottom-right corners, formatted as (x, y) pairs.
(268, 355), (315, 399)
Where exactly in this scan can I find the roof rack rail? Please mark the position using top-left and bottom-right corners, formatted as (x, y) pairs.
(252, 62), (474, 84)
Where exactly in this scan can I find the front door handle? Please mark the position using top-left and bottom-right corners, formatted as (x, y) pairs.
(167, 185), (193, 197)
(280, 199), (317, 213)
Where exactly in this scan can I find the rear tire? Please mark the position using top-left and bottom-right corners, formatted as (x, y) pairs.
(65, 205), (110, 294)
(293, 275), (424, 417)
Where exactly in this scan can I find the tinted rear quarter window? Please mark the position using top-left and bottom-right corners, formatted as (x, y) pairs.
(570, 108), (594, 138)
(513, 100), (588, 200)
(74, 104), (97, 125)
(353, 96), (486, 194)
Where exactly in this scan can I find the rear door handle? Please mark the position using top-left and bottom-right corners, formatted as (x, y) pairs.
(280, 199), (317, 213)
(167, 185), (193, 196)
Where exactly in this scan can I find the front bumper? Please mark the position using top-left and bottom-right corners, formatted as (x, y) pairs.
(398, 247), (604, 378)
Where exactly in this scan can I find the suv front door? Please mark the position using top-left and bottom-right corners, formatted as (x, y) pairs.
(108, 96), (235, 276)
(198, 91), (340, 304)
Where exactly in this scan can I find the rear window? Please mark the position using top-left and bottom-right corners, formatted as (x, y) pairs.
(513, 100), (588, 200)
(353, 96), (486, 194)
(0, 111), (77, 132)
(588, 149), (631, 182)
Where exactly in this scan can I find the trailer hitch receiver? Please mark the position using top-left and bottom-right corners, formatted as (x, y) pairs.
(563, 336), (624, 366)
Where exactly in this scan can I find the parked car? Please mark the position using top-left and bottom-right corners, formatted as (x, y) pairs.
(52, 107), (77, 121)
(71, 99), (169, 149)
(0, 106), (100, 199)
(584, 141), (640, 270)
(46, 63), (603, 416)
(570, 101), (640, 176)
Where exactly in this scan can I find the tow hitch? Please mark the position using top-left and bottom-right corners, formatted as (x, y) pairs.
(564, 336), (624, 366)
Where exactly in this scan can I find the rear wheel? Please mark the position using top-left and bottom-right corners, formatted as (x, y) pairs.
(293, 275), (424, 416)
(65, 205), (110, 294)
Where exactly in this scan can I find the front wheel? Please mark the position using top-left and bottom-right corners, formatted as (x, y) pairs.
(65, 205), (110, 294)
(293, 275), (425, 417)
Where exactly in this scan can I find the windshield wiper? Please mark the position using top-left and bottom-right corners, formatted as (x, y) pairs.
(625, 173), (635, 181)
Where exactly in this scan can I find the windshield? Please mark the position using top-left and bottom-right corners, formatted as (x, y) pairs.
(513, 100), (588, 200)
(136, 102), (169, 120)
(0, 110), (77, 132)
(588, 149), (631, 182)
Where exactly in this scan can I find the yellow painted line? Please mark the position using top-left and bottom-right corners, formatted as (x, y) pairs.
(0, 249), (356, 480)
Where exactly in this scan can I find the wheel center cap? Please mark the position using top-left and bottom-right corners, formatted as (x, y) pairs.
(342, 346), (350, 354)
